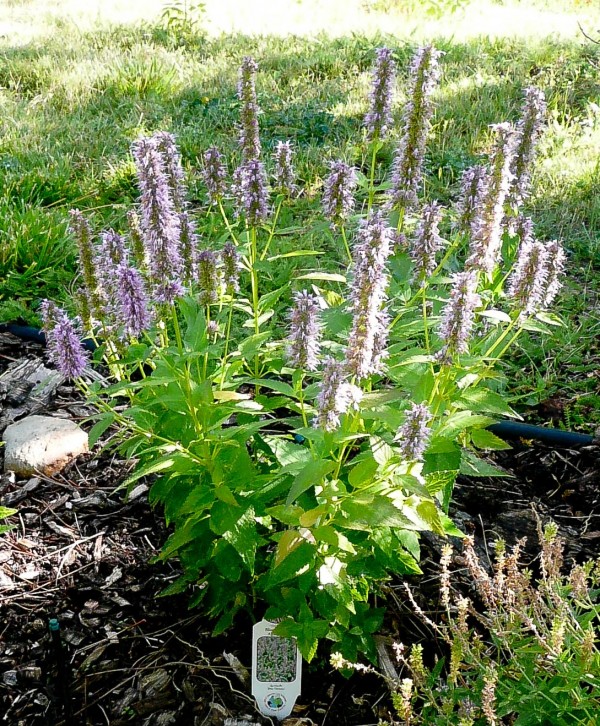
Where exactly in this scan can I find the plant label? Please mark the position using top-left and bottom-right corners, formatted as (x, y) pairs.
(251, 619), (302, 720)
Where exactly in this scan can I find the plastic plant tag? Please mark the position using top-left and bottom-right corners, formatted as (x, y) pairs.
(251, 619), (302, 720)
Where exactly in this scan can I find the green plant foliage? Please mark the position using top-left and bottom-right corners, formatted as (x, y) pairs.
(358, 523), (600, 724)
(0, 506), (17, 536)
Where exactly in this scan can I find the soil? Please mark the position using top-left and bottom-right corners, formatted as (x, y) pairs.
(1, 330), (598, 726)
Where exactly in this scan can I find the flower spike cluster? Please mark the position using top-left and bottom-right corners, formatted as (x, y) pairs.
(114, 263), (151, 338)
(507, 86), (547, 209)
(322, 160), (357, 228)
(411, 201), (443, 285)
(388, 44), (443, 211)
(273, 140), (297, 197)
(232, 159), (269, 226)
(364, 47), (396, 142)
(507, 237), (566, 316)
(132, 135), (184, 302)
(315, 358), (363, 432)
(395, 402), (433, 461)
(221, 241), (240, 294)
(237, 56), (261, 163)
(454, 165), (486, 235)
(40, 300), (88, 379)
(69, 209), (103, 320)
(287, 290), (322, 371)
(436, 270), (481, 362)
(466, 123), (517, 276)
(197, 249), (220, 307)
(202, 147), (228, 205)
(346, 211), (394, 379)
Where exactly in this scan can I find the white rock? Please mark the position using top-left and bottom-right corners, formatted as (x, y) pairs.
(2, 415), (88, 476)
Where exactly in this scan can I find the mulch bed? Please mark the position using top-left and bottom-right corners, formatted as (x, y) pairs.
(1, 330), (598, 725)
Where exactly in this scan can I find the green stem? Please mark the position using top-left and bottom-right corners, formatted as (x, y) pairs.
(340, 225), (352, 265)
(219, 299), (235, 390)
(217, 199), (240, 246)
(260, 197), (283, 261)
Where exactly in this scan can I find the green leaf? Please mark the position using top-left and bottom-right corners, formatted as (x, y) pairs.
(267, 541), (316, 589)
(436, 411), (496, 437)
(87, 412), (115, 448)
(238, 331), (271, 358)
(242, 309), (274, 328)
(341, 496), (414, 530)
(0, 506), (17, 519)
(248, 379), (296, 397)
(478, 309), (512, 323)
(456, 388), (521, 419)
(119, 450), (196, 492)
(268, 250), (325, 261)
(286, 459), (336, 505)
(223, 507), (260, 573)
(296, 272), (346, 283)
(460, 449), (509, 477)
(471, 428), (512, 450)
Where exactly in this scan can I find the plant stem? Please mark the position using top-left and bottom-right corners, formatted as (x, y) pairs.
(260, 196), (283, 261)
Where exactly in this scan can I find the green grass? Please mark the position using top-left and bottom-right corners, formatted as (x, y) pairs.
(0, 0), (598, 426)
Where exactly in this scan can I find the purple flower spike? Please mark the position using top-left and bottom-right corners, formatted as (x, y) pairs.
(287, 290), (322, 371)
(507, 87), (547, 210)
(541, 239), (566, 308)
(179, 211), (199, 286)
(314, 358), (363, 432)
(197, 250), (220, 307)
(273, 140), (297, 197)
(411, 201), (443, 285)
(364, 47), (396, 142)
(506, 239), (548, 317)
(202, 147), (228, 204)
(395, 402), (432, 461)
(221, 241), (240, 294)
(115, 263), (151, 338)
(232, 159), (269, 226)
(388, 45), (443, 211)
(237, 56), (261, 163)
(436, 270), (481, 363)
(152, 131), (187, 212)
(346, 211), (394, 379)
(454, 165), (486, 235)
(322, 160), (357, 228)
(69, 209), (102, 319)
(132, 136), (184, 302)
(466, 123), (517, 276)
(40, 300), (88, 379)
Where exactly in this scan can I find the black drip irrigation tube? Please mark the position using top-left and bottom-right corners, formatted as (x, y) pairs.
(1, 323), (597, 449)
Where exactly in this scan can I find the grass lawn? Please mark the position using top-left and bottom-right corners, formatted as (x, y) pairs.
(0, 0), (598, 428)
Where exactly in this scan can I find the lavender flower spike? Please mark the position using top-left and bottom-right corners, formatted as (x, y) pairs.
(388, 44), (443, 211)
(364, 47), (396, 142)
(152, 131), (187, 213)
(221, 241), (240, 294)
(454, 165), (486, 235)
(202, 147), (228, 205)
(541, 239), (566, 308)
(315, 358), (363, 432)
(411, 201), (443, 285)
(273, 140), (297, 197)
(232, 159), (269, 226)
(179, 211), (199, 286)
(197, 249), (220, 307)
(132, 136), (184, 302)
(506, 239), (548, 317)
(395, 402), (432, 461)
(287, 290), (322, 371)
(346, 211), (394, 379)
(237, 56), (261, 163)
(40, 300), (88, 379)
(114, 263), (151, 338)
(69, 209), (102, 319)
(322, 160), (357, 228)
(507, 86), (547, 210)
(436, 270), (481, 363)
(466, 123), (517, 276)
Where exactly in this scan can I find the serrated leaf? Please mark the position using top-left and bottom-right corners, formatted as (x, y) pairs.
(456, 388), (521, 419)
(286, 459), (336, 505)
(223, 507), (260, 573)
(471, 428), (512, 450)
(436, 411), (496, 437)
(213, 390), (251, 402)
(460, 449), (509, 477)
(267, 541), (315, 588)
(478, 309), (512, 323)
